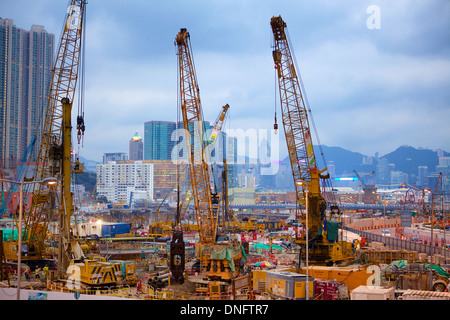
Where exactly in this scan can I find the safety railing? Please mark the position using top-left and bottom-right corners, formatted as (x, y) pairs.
(46, 280), (133, 297)
(345, 226), (450, 263)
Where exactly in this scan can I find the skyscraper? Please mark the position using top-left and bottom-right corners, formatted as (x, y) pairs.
(144, 121), (176, 160)
(0, 19), (54, 176)
(129, 131), (143, 160)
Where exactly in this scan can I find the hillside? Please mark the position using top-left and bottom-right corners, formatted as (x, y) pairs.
(380, 146), (445, 176)
(314, 145), (372, 176)
(314, 145), (447, 177)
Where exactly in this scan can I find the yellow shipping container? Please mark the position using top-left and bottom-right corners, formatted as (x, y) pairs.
(265, 271), (314, 300)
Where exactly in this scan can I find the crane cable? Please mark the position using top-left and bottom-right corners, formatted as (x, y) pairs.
(76, 3), (86, 149)
(285, 28), (339, 206)
(73, 2), (87, 206)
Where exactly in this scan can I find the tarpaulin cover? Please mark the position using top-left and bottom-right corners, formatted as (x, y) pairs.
(389, 260), (449, 278)
(326, 220), (339, 242)
(210, 244), (246, 273)
(425, 263), (450, 278)
(390, 260), (407, 269)
(250, 243), (284, 253)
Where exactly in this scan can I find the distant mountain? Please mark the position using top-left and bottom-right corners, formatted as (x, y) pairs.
(380, 146), (447, 176)
(313, 145), (371, 176)
(312, 145), (447, 178)
(78, 155), (100, 173)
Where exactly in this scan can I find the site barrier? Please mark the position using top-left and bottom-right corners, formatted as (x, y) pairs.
(345, 226), (450, 264)
(46, 280), (133, 297)
(140, 282), (180, 299)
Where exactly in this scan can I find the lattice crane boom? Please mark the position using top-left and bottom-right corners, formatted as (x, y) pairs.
(175, 28), (217, 245)
(270, 16), (329, 243)
(5, 0), (87, 263)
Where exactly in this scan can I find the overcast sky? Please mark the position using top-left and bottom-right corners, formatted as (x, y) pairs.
(2, 0), (449, 163)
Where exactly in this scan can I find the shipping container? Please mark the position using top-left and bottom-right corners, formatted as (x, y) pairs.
(350, 285), (395, 300)
(265, 271), (314, 300)
(314, 279), (348, 300)
(101, 223), (131, 238)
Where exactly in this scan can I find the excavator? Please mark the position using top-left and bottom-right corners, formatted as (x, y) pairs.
(176, 28), (245, 281)
(270, 16), (354, 265)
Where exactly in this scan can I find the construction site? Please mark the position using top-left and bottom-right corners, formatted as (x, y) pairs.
(1, 1), (450, 303)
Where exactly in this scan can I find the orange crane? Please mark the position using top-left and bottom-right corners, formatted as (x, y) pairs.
(176, 28), (244, 281)
(270, 16), (353, 265)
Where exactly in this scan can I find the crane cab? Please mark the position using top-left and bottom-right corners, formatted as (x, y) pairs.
(72, 157), (84, 174)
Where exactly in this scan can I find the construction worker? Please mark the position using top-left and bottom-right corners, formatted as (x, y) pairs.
(24, 267), (31, 280)
(43, 266), (49, 279)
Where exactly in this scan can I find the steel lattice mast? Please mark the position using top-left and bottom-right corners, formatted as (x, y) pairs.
(270, 16), (330, 243)
(270, 16), (317, 204)
(175, 28), (217, 245)
(25, 0), (87, 258)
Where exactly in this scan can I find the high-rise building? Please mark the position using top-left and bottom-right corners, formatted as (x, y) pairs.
(144, 121), (176, 160)
(129, 131), (143, 160)
(96, 159), (183, 203)
(103, 152), (128, 164)
(0, 19), (54, 176)
(376, 158), (390, 187)
(417, 166), (428, 188)
(391, 170), (408, 187)
(96, 160), (154, 204)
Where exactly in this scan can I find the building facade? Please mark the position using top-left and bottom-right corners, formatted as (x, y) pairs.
(96, 160), (154, 204)
(144, 120), (214, 161)
(0, 19), (54, 176)
(103, 152), (128, 164)
(144, 121), (176, 160)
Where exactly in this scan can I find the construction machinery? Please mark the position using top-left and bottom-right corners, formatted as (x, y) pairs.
(3, 1), (88, 268)
(176, 28), (245, 281)
(150, 104), (229, 237)
(3, 1), (124, 289)
(270, 16), (353, 265)
(353, 170), (377, 204)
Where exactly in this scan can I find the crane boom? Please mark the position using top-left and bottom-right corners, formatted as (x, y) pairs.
(270, 16), (327, 235)
(175, 29), (243, 281)
(4, 0), (87, 264)
(207, 104), (230, 146)
(176, 28), (217, 245)
(270, 16), (353, 264)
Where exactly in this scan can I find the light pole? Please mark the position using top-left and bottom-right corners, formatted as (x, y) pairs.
(383, 192), (386, 242)
(297, 180), (309, 300)
(0, 177), (57, 300)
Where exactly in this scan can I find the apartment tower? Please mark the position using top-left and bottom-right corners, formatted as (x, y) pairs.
(0, 18), (54, 176)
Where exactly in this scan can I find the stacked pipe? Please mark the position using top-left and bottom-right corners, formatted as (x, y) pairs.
(147, 269), (171, 288)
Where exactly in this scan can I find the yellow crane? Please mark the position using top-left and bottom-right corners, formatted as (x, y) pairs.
(176, 28), (244, 281)
(270, 16), (353, 265)
(4, 1), (124, 289)
(176, 28), (219, 243)
(3, 0), (87, 267)
(151, 104), (230, 235)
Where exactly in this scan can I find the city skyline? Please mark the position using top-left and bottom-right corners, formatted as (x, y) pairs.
(1, 1), (449, 163)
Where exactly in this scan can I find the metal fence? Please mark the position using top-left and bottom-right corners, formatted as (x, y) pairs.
(344, 227), (450, 264)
